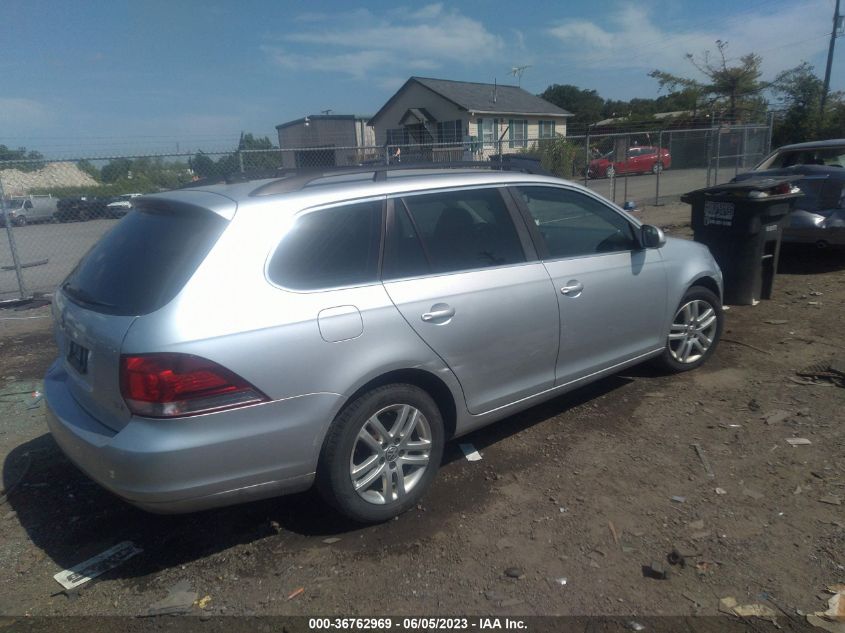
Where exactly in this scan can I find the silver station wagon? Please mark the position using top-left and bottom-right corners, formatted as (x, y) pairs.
(45, 166), (724, 523)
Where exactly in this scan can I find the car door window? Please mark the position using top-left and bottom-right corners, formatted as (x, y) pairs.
(394, 188), (526, 275)
(267, 199), (382, 290)
(516, 186), (637, 258)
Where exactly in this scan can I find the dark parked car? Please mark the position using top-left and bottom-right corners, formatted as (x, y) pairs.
(587, 146), (671, 179)
(733, 139), (845, 247)
(55, 195), (114, 222)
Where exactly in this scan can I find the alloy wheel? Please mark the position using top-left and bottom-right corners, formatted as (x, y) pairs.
(349, 404), (433, 505)
(668, 299), (718, 363)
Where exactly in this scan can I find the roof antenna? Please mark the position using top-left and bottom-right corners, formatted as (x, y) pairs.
(510, 65), (531, 88)
(493, 78), (497, 104)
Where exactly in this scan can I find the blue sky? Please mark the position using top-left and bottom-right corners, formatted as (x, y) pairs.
(1, 0), (842, 156)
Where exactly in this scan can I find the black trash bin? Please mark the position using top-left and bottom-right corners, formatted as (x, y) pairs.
(681, 177), (802, 306)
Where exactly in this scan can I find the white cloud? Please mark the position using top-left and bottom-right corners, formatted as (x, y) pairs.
(546, 2), (833, 81)
(264, 5), (502, 79)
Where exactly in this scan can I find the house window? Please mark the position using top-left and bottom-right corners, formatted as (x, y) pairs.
(437, 120), (462, 144)
(508, 120), (528, 148)
(387, 128), (409, 146)
(479, 119), (498, 147)
(539, 120), (556, 139)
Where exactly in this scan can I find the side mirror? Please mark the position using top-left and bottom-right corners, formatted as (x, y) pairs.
(640, 224), (666, 249)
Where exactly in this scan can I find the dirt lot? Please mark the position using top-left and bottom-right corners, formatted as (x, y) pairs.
(0, 203), (843, 626)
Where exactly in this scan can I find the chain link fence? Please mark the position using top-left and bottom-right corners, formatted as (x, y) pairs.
(0, 121), (772, 303)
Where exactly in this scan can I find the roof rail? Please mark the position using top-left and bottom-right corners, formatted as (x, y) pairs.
(247, 158), (553, 197)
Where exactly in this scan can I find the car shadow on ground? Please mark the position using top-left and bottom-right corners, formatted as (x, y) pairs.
(777, 244), (845, 275)
(2, 373), (635, 582)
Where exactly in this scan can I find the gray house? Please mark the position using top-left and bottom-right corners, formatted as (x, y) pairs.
(275, 114), (376, 169)
(368, 77), (572, 160)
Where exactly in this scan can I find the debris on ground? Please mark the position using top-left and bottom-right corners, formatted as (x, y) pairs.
(643, 561), (669, 580)
(322, 537), (341, 544)
(786, 438), (812, 446)
(625, 621), (646, 631)
(763, 410), (791, 425)
(807, 586), (845, 633)
(691, 442), (715, 478)
(504, 567), (525, 579)
(25, 391), (42, 410)
(459, 443), (482, 462)
(195, 595), (212, 609)
(287, 587), (305, 601)
(715, 487), (728, 495)
(53, 541), (142, 591)
(796, 359), (845, 387)
(671, 496), (686, 503)
(144, 580), (198, 617)
(608, 521), (620, 545)
(552, 577), (567, 586)
(818, 495), (842, 506)
(666, 549), (688, 567)
(718, 596), (777, 619)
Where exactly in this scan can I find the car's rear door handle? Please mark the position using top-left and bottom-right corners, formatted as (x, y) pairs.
(421, 305), (455, 322)
(560, 281), (584, 296)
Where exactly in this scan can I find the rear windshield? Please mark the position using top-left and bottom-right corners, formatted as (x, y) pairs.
(62, 208), (227, 315)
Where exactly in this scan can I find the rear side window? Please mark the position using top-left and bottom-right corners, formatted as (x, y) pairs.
(390, 188), (525, 275)
(62, 208), (227, 316)
(267, 199), (382, 290)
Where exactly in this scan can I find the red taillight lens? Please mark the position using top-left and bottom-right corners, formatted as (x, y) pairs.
(120, 353), (267, 418)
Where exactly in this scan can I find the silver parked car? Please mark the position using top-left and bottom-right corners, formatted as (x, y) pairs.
(45, 166), (724, 523)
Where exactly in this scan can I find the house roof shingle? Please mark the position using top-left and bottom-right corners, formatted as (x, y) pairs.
(369, 77), (572, 125)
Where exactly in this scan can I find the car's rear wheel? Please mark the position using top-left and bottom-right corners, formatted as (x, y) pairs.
(657, 286), (723, 372)
(652, 162), (664, 174)
(317, 384), (444, 523)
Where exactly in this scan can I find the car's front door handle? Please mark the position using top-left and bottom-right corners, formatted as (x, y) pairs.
(560, 281), (584, 296)
(421, 304), (455, 322)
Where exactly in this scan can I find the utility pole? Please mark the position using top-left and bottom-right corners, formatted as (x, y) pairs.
(820, 0), (842, 117)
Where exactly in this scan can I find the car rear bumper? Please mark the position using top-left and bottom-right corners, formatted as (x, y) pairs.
(44, 359), (343, 513)
(783, 227), (845, 246)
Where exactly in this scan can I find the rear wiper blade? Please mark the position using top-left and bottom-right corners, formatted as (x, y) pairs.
(61, 283), (117, 309)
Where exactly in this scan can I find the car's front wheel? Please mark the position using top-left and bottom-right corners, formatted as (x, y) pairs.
(652, 162), (664, 174)
(317, 384), (444, 523)
(606, 165), (616, 178)
(657, 285), (723, 372)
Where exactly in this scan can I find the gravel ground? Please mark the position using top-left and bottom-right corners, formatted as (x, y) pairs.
(0, 203), (843, 625)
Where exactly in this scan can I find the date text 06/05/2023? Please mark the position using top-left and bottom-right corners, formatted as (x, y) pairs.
(307, 617), (528, 630)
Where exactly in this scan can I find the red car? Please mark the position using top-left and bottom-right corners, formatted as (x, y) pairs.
(587, 146), (671, 178)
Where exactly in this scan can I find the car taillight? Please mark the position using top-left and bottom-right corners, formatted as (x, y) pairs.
(120, 353), (267, 418)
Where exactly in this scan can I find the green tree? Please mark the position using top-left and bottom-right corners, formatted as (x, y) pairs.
(237, 132), (283, 172)
(76, 159), (101, 181)
(771, 62), (844, 144)
(101, 158), (132, 183)
(539, 84), (605, 130)
(649, 40), (768, 122)
(0, 145), (45, 172)
(190, 152), (217, 179)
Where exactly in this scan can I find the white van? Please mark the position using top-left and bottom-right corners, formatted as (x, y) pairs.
(0, 195), (58, 226)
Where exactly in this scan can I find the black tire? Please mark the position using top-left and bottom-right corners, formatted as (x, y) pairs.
(14, 215), (27, 227)
(652, 162), (664, 175)
(656, 285), (723, 373)
(606, 165), (616, 178)
(317, 383), (444, 523)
